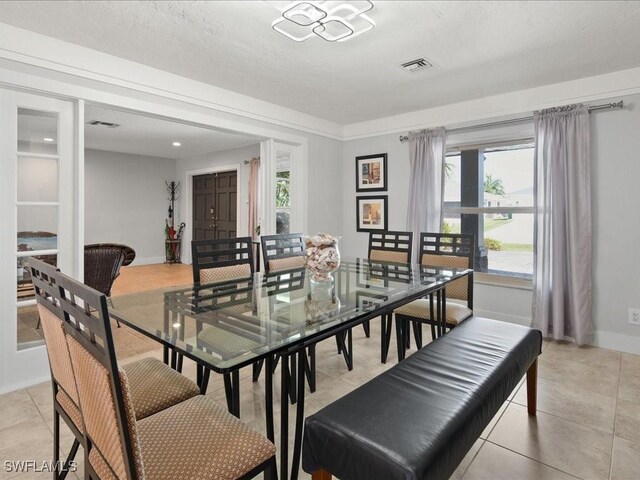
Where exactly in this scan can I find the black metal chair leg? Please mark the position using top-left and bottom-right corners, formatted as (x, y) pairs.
(382, 314), (393, 364)
(362, 320), (371, 338)
(223, 373), (233, 412)
(58, 439), (80, 480)
(396, 316), (406, 362)
(264, 456), (278, 480)
(200, 367), (210, 394)
(53, 409), (60, 478)
(252, 360), (264, 382)
(305, 345), (316, 393)
(288, 356), (297, 405)
(412, 321), (423, 349)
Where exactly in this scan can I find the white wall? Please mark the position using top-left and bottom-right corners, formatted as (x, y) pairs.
(84, 148), (177, 264)
(342, 93), (640, 354)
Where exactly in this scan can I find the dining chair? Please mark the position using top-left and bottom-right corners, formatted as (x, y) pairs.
(48, 264), (277, 480)
(191, 237), (260, 410)
(393, 232), (474, 359)
(84, 243), (136, 327)
(261, 233), (306, 272)
(29, 258), (201, 480)
(260, 233), (318, 399)
(363, 231), (413, 347)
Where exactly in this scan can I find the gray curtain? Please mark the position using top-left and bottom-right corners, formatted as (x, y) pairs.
(406, 128), (446, 260)
(533, 104), (593, 345)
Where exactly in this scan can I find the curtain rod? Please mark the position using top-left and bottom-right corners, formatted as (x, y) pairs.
(398, 101), (624, 142)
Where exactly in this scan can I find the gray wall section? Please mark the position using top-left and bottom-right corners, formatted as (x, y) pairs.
(591, 93), (640, 343)
(84, 148), (177, 264)
(306, 134), (344, 236)
(341, 93), (640, 351)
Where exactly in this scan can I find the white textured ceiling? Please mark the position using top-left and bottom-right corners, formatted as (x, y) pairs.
(1, 1), (640, 124)
(84, 105), (261, 159)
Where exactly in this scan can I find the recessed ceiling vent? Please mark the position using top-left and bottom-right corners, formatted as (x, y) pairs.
(87, 120), (120, 128)
(401, 58), (433, 72)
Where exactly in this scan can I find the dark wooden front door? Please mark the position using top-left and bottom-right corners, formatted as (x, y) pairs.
(193, 171), (237, 241)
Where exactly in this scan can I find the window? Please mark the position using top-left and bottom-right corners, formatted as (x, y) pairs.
(443, 142), (534, 278)
(276, 166), (291, 234)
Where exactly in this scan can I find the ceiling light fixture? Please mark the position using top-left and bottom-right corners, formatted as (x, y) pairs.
(43, 137), (54, 142)
(172, 142), (181, 147)
(270, 1), (375, 43)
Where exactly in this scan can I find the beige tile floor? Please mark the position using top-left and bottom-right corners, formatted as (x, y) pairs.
(2, 265), (640, 479)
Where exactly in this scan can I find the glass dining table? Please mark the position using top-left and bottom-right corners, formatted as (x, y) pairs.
(111, 257), (473, 480)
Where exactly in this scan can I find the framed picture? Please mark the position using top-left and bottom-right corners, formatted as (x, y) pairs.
(356, 195), (388, 232)
(355, 153), (387, 192)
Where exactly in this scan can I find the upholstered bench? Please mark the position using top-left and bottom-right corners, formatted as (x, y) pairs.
(302, 317), (542, 480)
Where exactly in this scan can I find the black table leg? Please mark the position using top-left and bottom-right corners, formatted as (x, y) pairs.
(280, 353), (290, 480)
(265, 355), (275, 442)
(291, 350), (306, 480)
(231, 370), (240, 418)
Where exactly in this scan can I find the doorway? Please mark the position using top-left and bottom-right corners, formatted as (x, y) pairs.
(192, 170), (238, 240)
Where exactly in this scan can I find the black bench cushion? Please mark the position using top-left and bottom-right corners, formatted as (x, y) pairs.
(302, 317), (542, 480)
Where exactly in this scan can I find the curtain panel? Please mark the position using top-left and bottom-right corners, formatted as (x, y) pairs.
(533, 104), (593, 345)
(406, 128), (446, 260)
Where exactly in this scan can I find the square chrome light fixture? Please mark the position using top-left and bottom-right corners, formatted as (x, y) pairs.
(269, 1), (375, 42)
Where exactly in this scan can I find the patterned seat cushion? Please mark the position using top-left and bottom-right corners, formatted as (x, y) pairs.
(56, 389), (83, 432)
(394, 299), (472, 326)
(55, 356), (200, 432)
(89, 396), (276, 480)
(268, 255), (306, 272)
(122, 357), (200, 420)
(197, 326), (261, 358)
(200, 263), (251, 284)
(369, 249), (409, 263)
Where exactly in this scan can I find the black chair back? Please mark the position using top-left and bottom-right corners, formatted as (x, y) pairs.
(368, 231), (413, 264)
(191, 237), (254, 283)
(260, 233), (306, 272)
(419, 233), (475, 306)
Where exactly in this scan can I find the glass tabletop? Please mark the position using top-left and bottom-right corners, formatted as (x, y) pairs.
(111, 257), (472, 372)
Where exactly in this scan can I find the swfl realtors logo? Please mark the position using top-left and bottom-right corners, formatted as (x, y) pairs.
(4, 460), (78, 473)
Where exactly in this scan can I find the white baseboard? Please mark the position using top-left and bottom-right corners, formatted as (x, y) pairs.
(592, 330), (640, 356)
(130, 256), (167, 266)
(473, 309), (532, 327)
(0, 373), (51, 396)
(475, 310), (640, 355)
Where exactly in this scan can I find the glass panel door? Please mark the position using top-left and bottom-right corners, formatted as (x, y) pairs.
(0, 89), (75, 392)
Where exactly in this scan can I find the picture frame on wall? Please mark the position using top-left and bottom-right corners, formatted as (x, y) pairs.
(355, 153), (387, 192)
(356, 195), (388, 232)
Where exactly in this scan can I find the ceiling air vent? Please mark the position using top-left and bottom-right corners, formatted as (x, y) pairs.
(87, 120), (120, 128)
(401, 58), (433, 72)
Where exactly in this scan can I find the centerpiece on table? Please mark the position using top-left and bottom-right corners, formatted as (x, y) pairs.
(304, 233), (341, 283)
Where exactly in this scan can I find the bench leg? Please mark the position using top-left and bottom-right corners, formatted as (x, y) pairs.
(527, 358), (538, 416)
(312, 469), (332, 480)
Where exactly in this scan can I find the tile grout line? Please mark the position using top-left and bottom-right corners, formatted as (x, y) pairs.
(608, 354), (623, 480)
(483, 439), (584, 480)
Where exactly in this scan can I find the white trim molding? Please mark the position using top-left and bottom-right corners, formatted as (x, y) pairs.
(0, 22), (344, 140)
(343, 66), (640, 140)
